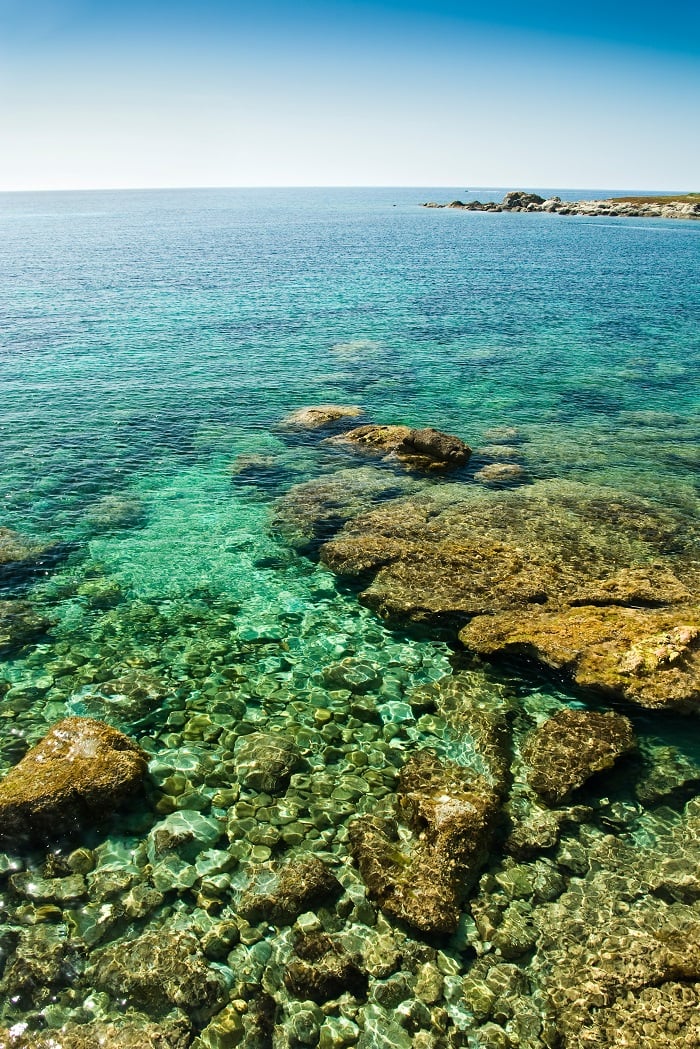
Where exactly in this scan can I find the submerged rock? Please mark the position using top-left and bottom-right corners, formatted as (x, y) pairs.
(349, 750), (502, 935)
(521, 708), (636, 806)
(0, 599), (51, 656)
(0, 527), (73, 587)
(320, 480), (700, 711)
(91, 925), (227, 1021)
(239, 855), (343, 925)
(474, 462), (526, 486)
(235, 732), (303, 794)
(284, 932), (368, 1003)
(0, 1017), (191, 1049)
(279, 404), (365, 430)
(0, 717), (148, 843)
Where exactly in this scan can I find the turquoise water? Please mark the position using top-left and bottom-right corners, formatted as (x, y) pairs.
(0, 188), (698, 1045)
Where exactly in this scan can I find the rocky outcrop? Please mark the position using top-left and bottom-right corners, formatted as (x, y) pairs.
(327, 424), (471, 471)
(521, 709), (636, 806)
(319, 480), (700, 711)
(239, 855), (343, 925)
(0, 717), (148, 843)
(423, 191), (700, 221)
(349, 749), (502, 935)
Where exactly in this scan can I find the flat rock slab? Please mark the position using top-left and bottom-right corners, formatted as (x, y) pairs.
(0, 717), (148, 844)
(522, 708), (636, 806)
(320, 480), (700, 711)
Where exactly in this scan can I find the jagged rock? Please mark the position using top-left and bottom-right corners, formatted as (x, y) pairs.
(90, 925), (227, 1020)
(279, 404), (365, 430)
(328, 424), (471, 471)
(348, 750), (501, 935)
(0, 1017), (191, 1049)
(320, 480), (700, 711)
(284, 933), (368, 1003)
(0, 718), (148, 844)
(0, 599), (51, 656)
(502, 191), (546, 208)
(521, 709), (636, 806)
(235, 732), (303, 794)
(238, 855), (343, 925)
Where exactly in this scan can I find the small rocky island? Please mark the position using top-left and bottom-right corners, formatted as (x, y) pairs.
(424, 190), (700, 220)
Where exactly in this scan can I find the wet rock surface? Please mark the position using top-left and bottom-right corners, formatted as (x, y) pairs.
(278, 404), (366, 430)
(320, 479), (700, 710)
(349, 749), (503, 935)
(235, 731), (303, 794)
(0, 1016), (191, 1049)
(327, 424), (471, 471)
(0, 717), (148, 843)
(522, 709), (636, 806)
(239, 854), (343, 925)
(284, 932), (368, 1003)
(0, 599), (52, 656)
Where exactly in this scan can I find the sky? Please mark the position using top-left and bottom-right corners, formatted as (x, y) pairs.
(0, 0), (698, 191)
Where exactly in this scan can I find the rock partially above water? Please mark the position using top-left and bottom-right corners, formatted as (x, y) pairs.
(320, 480), (700, 711)
(423, 191), (700, 221)
(349, 749), (502, 935)
(522, 708), (636, 806)
(328, 423), (471, 471)
(0, 717), (148, 844)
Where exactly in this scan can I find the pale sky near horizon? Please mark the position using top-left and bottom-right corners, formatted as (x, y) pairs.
(0, 0), (698, 192)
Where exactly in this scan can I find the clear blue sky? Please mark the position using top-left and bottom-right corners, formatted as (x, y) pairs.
(0, 0), (698, 190)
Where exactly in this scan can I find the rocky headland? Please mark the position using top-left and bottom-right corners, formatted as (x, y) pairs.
(423, 190), (700, 220)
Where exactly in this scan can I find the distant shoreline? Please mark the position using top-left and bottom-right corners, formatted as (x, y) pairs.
(423, 190), (700, 220)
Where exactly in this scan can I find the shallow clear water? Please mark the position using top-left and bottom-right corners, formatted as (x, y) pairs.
(0, 188), (698, 1045)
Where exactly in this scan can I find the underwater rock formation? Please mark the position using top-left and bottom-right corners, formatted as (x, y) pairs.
(278, 404), (365, 430)
(349, 749), (502, 935)
(284, 932), (368, 1003)
(0, 717), (148, 843)
(239, 854), (343, 925)
(0, 1016), (191, 1049)
(320, 480), (700, 711)
(0, 527), (73, 588)
(522, 709), (636, 806)
(90, 925), (227, 1022)
(0, 599), (51, 656)
(327, 423), (471, 471)
(235, 731), (303, 794)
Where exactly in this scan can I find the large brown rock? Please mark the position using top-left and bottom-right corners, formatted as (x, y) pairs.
(0, 717), (148, 843)
(521, 708), (636, 806)
(239, 855), (343, 925)
(328, 423), (471, 471)
(349, 750), (502, 935)
(320, 480), (700, 711)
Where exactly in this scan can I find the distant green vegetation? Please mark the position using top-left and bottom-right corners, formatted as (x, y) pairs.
(611, 193), (700, 204)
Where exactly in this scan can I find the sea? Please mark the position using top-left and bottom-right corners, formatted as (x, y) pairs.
(0, 187), (698, 1045)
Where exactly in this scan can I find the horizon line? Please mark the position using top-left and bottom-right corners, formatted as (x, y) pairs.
(0, 183), (695, 196)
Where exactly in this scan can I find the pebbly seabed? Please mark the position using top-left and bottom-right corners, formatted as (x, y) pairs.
(0, 187), (698, 1049)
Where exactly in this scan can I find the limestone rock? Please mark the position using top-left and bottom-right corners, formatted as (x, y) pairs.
(279, 404), (365, 430)
(0, 717), (148, 844)
(235, 732), (303, 794)
(521, 708), (636, 806)
(349, 750), (501, 935)
(239, 855), (343, 925)
(320, 480), (700, 711)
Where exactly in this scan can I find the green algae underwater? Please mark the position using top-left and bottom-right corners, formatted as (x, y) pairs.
(0, 188), (698, 1049)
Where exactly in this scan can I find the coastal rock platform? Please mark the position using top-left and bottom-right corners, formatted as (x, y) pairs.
(423, 190), (700, 220)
